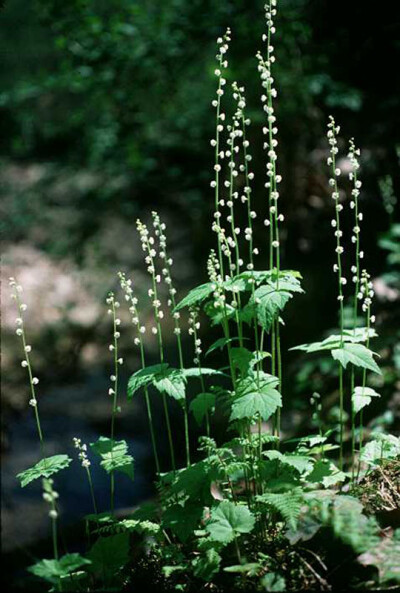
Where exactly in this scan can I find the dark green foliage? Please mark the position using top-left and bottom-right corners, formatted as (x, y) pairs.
(28, 553), (91, 586)
(87, 533), (130, 583)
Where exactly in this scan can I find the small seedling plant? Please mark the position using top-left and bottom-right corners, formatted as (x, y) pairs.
(9, 2), (399, 591)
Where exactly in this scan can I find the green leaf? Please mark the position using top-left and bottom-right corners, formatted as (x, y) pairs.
(262, 572), (286, 592)
(28, 554), (91, 585)
(224, 563), (260, 574)
(190, 392), (216, 426)
(264, 451), (314, 475)
(260, 459), (301, 491)
(182, 367), (225, 378)
(192, 549), (221, 581)
(360, 435), (400, 465)
(230, 348), (271, 376)
(352, 386), (380, 414)
(162, 501), (203, 542)
(204, 300), (237, 326)
(332, 343), (381, 374)
(230, 347), (253, 375)
(174, 282), (215, 311)
(306, 460), (346, 487)
(127, 363), (168, 399)
(206, 336), (243, 356)
(251, 284), (294, 331)
(256, 488), (303, 529)
(170, 461), (213, 502)
(153, 367), (186, 401)
(291, 329), (377, 354)
(162, 565), (186, 578)
(342, 327), (378, 342)
(17, 454), (72, 487)
(91, 437), (134, 480)
(206, 501), (255, 544)
(223, 276), (248, 292)
(87, 533), (130, 582)
(230, 373), (281, 422)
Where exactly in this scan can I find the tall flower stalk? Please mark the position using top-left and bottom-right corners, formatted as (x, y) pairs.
(348, 139), (364, 471)
(137, 219), (176, 472)
(9, 278), (45, 453)
(119, 272), (160, 474)
(211, 28), (231, 278)
(257, 0), (284, 438)
(152, 212), (191, 467)
(106, 292), (123, 513)
(358, 270), (376, 468)
(327, 116), (346, 469)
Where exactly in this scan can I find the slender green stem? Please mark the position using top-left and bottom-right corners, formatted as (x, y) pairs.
(234, 535), (242, 565)
(86, 468), (98, 517)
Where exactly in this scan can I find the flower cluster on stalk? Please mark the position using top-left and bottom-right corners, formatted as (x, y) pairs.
(359, 270), (375, 323)
(118, 272), (144, 346)
(232, 81), (258, 273)
(151, 212), (182, 338)
(9, 277), (40, 408)
(188, 308), (202, 364)
(207, 249), (226, 312)
(327, 117), (347, 315)
(348, 139), (365, 305)
(73, 437), (91, 468)
(137, 219), (164, 337)
(106, 292), (123, 400)
(211, 29), (231, 275)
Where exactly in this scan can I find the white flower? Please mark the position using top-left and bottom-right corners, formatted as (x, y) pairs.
(32, 377), (39, 385)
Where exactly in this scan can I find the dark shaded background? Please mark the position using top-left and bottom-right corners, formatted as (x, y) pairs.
(1, 0), (399, 588)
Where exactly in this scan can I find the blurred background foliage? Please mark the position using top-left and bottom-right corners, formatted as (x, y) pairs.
(1, 0), (399, 255)
(1, 0), (399, 572)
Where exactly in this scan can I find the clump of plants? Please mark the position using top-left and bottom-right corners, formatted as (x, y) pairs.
(9, 2), (399, 591)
